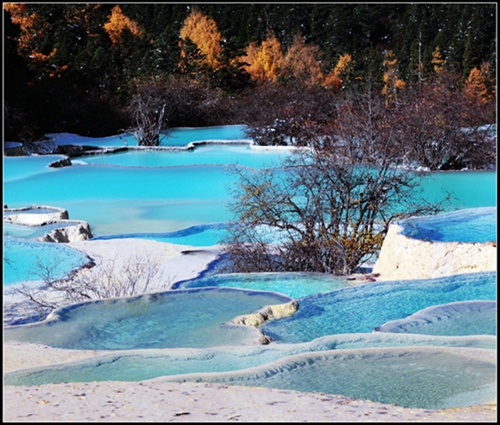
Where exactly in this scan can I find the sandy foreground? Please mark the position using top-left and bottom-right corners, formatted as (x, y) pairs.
(3, 239), (497, 422)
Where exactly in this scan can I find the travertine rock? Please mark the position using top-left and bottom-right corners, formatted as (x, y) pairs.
(373, 223), (496, 281)
(35, 221), (93, 243)
(4, 206), (69, 225)
(4, 205), (92, 242)
(231, 300), (299, 327)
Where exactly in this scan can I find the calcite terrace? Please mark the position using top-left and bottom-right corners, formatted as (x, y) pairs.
(4, 205), (93, 243)
(373, 220), (496, 281)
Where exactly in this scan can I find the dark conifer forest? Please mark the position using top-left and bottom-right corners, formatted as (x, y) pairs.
(4, 3), (497, 167)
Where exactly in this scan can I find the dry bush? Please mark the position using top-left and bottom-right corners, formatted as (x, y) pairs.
(16, 252), (175, 322)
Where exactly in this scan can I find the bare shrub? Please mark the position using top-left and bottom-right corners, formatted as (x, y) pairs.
(122, 74), (233, 146)
(222, 86), (452, 275)
(15, 251), (175, 322)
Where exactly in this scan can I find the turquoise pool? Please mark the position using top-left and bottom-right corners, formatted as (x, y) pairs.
(259, 271), (496, 343)
(400, 206), (496, 242)
(3, 137), (496, 237)
(3, 237), (90, 286)
(4, 287), (293, 350)
(45, 124), (249, 148)
(175, 272), (357, 299)
(4, 332), (495, 386)
(2, 125), (497, 410)
(4, 273), (496, 409)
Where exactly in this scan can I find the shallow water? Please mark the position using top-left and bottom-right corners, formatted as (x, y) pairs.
(3, 237), (90, 286)
(176, 272), (357, 299)
(3, 222), (80, 239)
(377, 300), (497, 336)
(3, 154), (67, 183)
(46, 124), (249, 148)
(79, 144), (287, 168)
(92, 223), (229, 246)
(4, 287), (293, 350)
(4, 164), (237, 235)
(4, 333), (495, 386)
(400, 207), (497, 242)
(3, 140), (496, 237)
(152, 346), (495, 410)
(160, 125), (249, 146)
(419, 171), (497, 210)
(4, 272), (495, 349)
(260, 271), (496, 343)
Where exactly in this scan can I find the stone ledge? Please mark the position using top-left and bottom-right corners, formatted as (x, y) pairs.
(34, 220), (93, 243)
(4, 205), (69, 225)
(231, 300), (299, 327)
(372, 223), (496, 281)
(4, 205), (93, 242)
(230, 299), (299, 345)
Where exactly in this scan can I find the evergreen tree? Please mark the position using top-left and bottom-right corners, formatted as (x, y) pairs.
(3, 3), (496, 142)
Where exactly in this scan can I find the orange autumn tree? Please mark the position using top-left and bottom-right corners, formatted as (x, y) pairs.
(179, 9), (222, 73)
(462, 62), (496, 124)
(283, 32), (323, 85)
(241, 30), (285, 83)
(431, 46), (446, 74)
(103, 5), (142, 46)
(323, 53), (354, 91)
(382, 50), (405, 103)
(3, 3), (58, 70)
(463, 63), (493, 105)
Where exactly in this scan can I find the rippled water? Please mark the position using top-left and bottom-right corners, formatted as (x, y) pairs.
(400, 207), (496, 242)
(377, 300), (497, 336)
(153, 346), (495, 410)
(260, 272), (496, 343)
(4, 287), (292, 350)
(4, 331), (496, 411)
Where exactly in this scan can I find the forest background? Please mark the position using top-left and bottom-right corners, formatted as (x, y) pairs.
(3, 2), (497, 285)
(3, 3), (497, 171)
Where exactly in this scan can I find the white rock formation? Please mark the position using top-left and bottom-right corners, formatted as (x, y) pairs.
(372, 223), (497, 281)
(231, 300), (299, 327)
(4, 205), (93, 242)
(4, 206), (69, 225)
(35, 221), (93, 243)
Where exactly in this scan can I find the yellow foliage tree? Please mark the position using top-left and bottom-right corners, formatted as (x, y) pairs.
(284, 32), (323, 85)
(381, 50), (405, 103)
(463, 65), (490, 105)
(103, 5), (142, 46)
(4, 3), (60, 71)
(4, 3), (31, 32)
(323, 53), (354, 91)
(179, 9), (222, 71)
(240, 31), (285, 83)
(431, 46), (445, 74)
(333, 53), (353, 78)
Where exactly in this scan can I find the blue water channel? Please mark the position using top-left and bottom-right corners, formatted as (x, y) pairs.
(3, 125), (497, 409)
